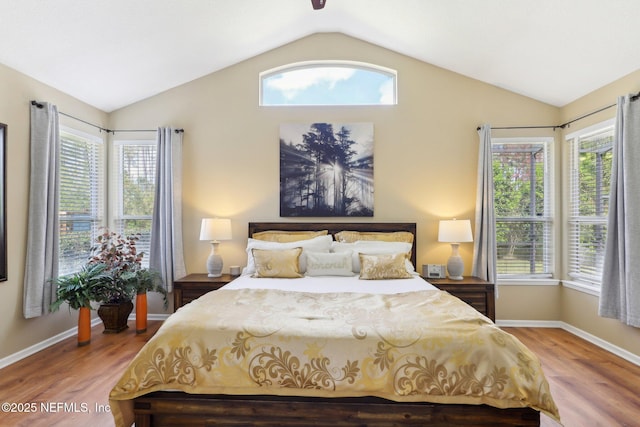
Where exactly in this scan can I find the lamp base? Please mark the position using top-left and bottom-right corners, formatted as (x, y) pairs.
(446, 243), (464, 280)
(206, 242), (223, 278)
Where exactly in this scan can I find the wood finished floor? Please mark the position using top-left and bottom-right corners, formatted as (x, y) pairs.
(0, 322), (638, 426)
(504, 327), (640, 427)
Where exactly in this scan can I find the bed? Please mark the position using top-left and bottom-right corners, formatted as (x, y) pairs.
(110, 222), (560, 426)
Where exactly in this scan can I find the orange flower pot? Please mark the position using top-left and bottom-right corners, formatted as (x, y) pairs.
(136, 292), (147, 334)
(77, 306), (91, 346)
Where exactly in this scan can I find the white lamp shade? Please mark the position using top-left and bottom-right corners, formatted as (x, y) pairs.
(438, 219), (473, 243)
(200, 218), (232, 241)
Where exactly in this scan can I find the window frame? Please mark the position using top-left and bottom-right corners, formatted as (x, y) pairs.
(58, 126), (106, 276)
(259, 60), (398, 106)
(491, 137), (555, 279)
(111, 139), (157, 269)
(565, 119), (615, 290)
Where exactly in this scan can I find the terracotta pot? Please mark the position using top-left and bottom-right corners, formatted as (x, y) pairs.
(136, 292), (147, 334)
(77, 306), (91, 346)
(97, 300), (133, 333)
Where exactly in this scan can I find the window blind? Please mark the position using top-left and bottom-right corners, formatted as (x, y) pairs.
(567, 124), (614, 285)
(492, 139), (554, 277)
(113, 141), (157, 268)
(58, 129), (104, 275)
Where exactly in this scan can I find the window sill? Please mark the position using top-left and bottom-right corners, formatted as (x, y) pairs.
(561, 280), (601, 297)
(496, 278), (560, 286)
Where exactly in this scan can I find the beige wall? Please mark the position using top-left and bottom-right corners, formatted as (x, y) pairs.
(110, 33), (560, 315)
(0, 63), (108, 359)
(2, 32), (639, 362)
(497, 285), (561, 321)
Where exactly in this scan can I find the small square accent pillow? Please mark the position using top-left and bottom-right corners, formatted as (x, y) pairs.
(305, 251), (354, 276)
(252, 248), (303, 278)
(359, 253), (413, 280)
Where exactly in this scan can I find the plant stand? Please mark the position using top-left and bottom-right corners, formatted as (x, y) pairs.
(97, 300), (133, 333)
(77, 306), (91, 346)
(136, 292), (147, 334)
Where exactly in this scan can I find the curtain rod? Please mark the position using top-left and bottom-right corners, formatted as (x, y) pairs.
(477, 91), (640, 131)
(478, 125), (561, 131)
(479, 104), (615, 131)
(30, 101), (183, 134)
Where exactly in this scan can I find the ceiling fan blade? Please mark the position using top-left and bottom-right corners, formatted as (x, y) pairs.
(311, 0), (326, 10)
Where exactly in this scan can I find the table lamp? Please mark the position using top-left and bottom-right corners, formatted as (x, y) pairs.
(438, 219), (473, 280)
(199, 218), (232, 277)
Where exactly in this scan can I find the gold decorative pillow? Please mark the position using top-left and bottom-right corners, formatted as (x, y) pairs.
(358, 253), (413, 280)
(252, 248), (303, 278)
(335, 231), (414, 244)
(252, 230), (328, 243)
(244, 235), (333, 275)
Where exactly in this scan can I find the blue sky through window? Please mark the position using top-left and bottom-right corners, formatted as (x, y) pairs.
(261, 63), (396, 106)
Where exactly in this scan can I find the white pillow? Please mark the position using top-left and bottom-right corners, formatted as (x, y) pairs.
(243, 235), (333, 275)
(331, 240), (414, 273)
(305, 251), (354, 277)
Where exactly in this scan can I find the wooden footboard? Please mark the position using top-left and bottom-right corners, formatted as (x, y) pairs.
(134, 392), (540, 426)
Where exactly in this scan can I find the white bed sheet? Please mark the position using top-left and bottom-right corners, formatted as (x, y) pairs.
(223, 273), (436, 294)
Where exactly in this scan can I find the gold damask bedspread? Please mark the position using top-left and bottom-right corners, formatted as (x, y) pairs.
(109, 288), (560, 426)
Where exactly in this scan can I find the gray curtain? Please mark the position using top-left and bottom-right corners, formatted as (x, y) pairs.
(150, 128), (186, 293)
(24, 102), (60, 318)
(471, 124), (497, 285)
(599, 95), (640, 327)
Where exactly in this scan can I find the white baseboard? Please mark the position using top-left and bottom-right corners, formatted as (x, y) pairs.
(559, 321), (640, 366)
(146, 313), (171, 321)
(497, 319), (563, 328)
(497, 319), (640, 366)
(0, 317), (102, 370)
(0, 313), (171, 370)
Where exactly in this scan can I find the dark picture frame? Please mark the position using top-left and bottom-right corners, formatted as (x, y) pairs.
(0, 123), (6, 281)
(280, 122), (374, 217)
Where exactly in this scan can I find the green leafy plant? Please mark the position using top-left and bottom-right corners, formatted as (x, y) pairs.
(50, 263), (110, 312)
(122, 268), (168, 308)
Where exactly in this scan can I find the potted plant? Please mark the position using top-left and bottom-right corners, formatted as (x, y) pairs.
(92, 276), (135, 334)
(123, 267), (167, 333)
(50, 263), (110, 346)
(88, 229), (166, 334)
(88, 230), (141, 333)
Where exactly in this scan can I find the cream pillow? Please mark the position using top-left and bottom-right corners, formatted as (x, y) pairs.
(359, 253), (413, 280)
(305, 251), (354, 277)
(252, 248), (303, 278)
(243, 235), (333, 275)
(331, 241), (414, 273)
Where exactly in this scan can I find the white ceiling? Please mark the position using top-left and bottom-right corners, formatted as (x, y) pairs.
(1, 0), (639, 112)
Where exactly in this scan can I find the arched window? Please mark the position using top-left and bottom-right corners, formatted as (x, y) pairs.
(260, 61), (397, 106)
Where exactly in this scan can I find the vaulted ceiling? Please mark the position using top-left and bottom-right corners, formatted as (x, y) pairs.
(1, 0), (638, 112)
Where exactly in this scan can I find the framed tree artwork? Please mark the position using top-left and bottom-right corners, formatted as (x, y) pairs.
(280, 122), (373, 217)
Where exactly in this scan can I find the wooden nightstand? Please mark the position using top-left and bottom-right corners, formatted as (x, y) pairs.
(173, 273), (236, 311)
(424, 276), (495, 321)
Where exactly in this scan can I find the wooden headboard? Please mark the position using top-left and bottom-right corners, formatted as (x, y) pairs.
(248, 222), (417, 267)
